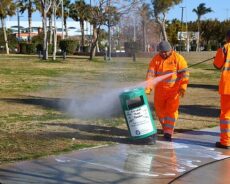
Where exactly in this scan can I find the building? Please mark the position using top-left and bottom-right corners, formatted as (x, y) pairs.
(5, 20), (91, 41)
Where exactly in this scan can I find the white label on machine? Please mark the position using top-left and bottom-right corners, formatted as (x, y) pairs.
(125, 105), (153, 137)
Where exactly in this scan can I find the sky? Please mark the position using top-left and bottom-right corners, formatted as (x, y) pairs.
(8, 0), (229, 22)
(167, 0), (229, 22)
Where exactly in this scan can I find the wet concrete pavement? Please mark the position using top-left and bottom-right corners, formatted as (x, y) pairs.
(0, 127), (230, 184)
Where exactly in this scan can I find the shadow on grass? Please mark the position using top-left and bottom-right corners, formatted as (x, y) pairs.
(1, 97), (63, 111)
(179, 105), (219, 118)
(46, 122), (128, 137)
(188, 83), (218, 91)
(1, 97), (220, 144)
(42, 123), (131, 144)
(44, 122), (159, 145)
(1, 96), (123, 118)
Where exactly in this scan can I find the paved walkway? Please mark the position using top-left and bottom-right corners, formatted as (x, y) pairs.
(0, 127), (230, 184)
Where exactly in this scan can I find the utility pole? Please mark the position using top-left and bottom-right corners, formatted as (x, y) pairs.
(226, 8), (229, 20)
(184, 6), (189, 52)
(180, 6), (185, 52)
(185, 19), (189, 52)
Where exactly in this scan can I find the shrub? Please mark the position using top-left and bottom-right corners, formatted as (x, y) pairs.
(19, 43), (36, 54)
(124, 42), (139, 56)
(36, 43), (43, 52)
(59, 39), (78, 54)
(48, 44), (53, 54)
(26, 43), (36, 54)
(211, 44), (218, 51)
(19, 42), (27, 54)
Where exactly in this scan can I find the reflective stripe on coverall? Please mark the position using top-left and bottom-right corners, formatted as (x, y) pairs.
(146, 51), (189, 135)
(214, 43), (230, 146)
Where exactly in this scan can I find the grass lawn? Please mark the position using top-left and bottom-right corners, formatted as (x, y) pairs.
(0, 52), (220, 164)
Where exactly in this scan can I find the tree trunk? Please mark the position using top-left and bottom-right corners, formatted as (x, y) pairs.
(96, 41), (100, 53)
(156, 16), (167, 41)
(89, 25), (99, 60)
(160, 21), (167, 41)
(42, 11), (48, 60)
(196, 21), (200, 52)
(49, 16), (53, 45)
(1, 18), (9, 55)
(28, 0), (32, 43)
(80, 20), (85, 51)
(142, 21), (147, 52)
(53, 7), (57, 61)
(64, 18), (68, 37)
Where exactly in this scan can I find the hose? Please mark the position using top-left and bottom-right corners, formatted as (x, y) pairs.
(188, 56), (215, 68)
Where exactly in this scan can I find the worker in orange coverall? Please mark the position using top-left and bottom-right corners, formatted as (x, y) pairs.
(145, 41), (189, 141)
(213, 30), (230, 149)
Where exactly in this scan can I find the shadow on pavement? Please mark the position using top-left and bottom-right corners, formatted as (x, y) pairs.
(176, 130), (219, 136)
(173, 138), (215, 147)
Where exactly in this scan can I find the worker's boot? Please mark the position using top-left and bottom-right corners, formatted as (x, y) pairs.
(163, 133), (172, 141)
(136, 134), (157, 145)
(215, 142), (230, 149)
(146, 134), (157, 145)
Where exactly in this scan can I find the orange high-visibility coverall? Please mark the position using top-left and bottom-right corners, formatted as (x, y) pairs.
(146, 51), (189, 136)
(213, 42), (230, 146)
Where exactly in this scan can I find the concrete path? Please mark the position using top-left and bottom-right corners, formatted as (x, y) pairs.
(0, 127), (230, 184)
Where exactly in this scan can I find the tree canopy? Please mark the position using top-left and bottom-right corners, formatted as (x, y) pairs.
(151, 0), (182, 40)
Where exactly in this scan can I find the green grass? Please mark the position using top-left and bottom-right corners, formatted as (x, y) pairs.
(0, 112), (68, 124)
(190, 71), (220, 80)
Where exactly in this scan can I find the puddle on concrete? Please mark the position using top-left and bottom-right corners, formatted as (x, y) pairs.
(56, 141), (230, 178)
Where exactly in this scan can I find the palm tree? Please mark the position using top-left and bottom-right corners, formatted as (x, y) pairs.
(69, 0), (91, 51)
(17, 0), (36, 42)
(0, 0), (16, 54)
(192, 3), (212, 51)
